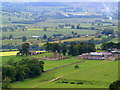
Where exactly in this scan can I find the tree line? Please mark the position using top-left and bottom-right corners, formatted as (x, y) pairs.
(101, 42), (120, 50)
(44, 42), (96, 56)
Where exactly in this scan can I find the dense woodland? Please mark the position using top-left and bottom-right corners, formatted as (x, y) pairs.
(2, 58), (44, 83)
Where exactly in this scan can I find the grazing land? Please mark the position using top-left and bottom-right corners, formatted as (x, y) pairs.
(1, 2), (119, 89)
(10, 57), (118, 88)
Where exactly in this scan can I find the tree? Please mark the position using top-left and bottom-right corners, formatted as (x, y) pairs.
(9, 34), (13, 39)
(51, 43), (61, 53)
(75, 65), (79, 69)
(101, 28), (114, 35)
(61, 43), (67, 56)
(76, 24), (80, 29)
(28, 64), (42, 78)
(43, 27), (47, 31)
(109, 80), (120, 90)
(2, 77), (11, 89)
(2, 66), (17, 82)
(17, 43), (30, 56)
(101, 42), (117, 50)
(71, 25), (75, 29)
(58, 25), (64, 29)
(47, 37), (52, 41)
(44, 42), (52, 52)
(71, 31), (74, 35)
(68, 42), (78, 56)
(21, 43), (30, 56)
(15, 66), (26, 81)
(43, 35), (47, 40)
(22, 36), (27, 42)
(91, 27), (95, 30)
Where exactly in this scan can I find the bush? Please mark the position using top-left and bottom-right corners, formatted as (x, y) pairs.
(75, 65), (79, 69)
(109, 80), (120, 90)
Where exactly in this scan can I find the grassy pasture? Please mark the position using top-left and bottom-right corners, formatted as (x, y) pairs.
(38, 37), (101, 45)
(108, 38), (119, 43)
(1, 38), (40, 45)
(2, 52), (79, 70)
(2, 30), (55, 38)
(2, 28), (97, 38)
(11, 59), (118, 88)
(95, 38), (119, 49)
(28, 28), (43, 30)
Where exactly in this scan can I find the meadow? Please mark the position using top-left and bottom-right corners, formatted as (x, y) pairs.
(2, 28), (97, 38)
(11, 58), (118, 88)
(95, 38), (119, 49)
(1, 52), (118, 88)
(1, 2), (118, 89)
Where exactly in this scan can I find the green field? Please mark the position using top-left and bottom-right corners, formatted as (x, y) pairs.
(2, 52), (118, 88)
(2, 52), (79, 70)
(11, 58), (118, 88)
(2, 28), (97, 38)
(95, 38), (119, 49)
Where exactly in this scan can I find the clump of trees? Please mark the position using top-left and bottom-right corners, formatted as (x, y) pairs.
(101, 42), (120, 50)
(68, 42), (96, 56)
(22, 36), (27, 42)
(44, 42), (96, 56)
(101, 28), (114, 35)
(2, 58), (44, 83)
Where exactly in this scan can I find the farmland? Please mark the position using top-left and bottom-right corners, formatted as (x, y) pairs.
(1, 51), (118, 88)
(2, 28), (97, 38)
(1, 2), (119, 89)
(10, 57), (118, 88)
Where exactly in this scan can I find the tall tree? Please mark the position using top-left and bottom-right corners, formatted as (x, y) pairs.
(22, 36), (27, 42)
(68, 42), (78, 56)
(71, 25), (75, 29)
(44, 42), (52, 52)
(43, 35), (47, 40)
(51, 43), (61, 53)
(76, 24), (80, 29)
(21, 43), (30, 56)
(9, 34), (13, 39)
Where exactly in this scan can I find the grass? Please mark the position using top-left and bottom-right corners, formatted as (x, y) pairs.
(95, 38), (119, 49)
(2, 30), (55, 38)
(108, 38), (119, 43)
(38, 37), (101, 45)
(28, 28), (43, 30)
(39, 61), (118, 88)
(2, 28), (97, 38)
(11, 59), (118, 88)
(96, 50), (108, 52)
(2, 52), (80, 70)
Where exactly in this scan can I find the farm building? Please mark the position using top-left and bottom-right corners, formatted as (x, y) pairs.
(79, 52), (113, 60)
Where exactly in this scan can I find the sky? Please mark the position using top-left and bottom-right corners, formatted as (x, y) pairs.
(1, 0), (119, 2)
